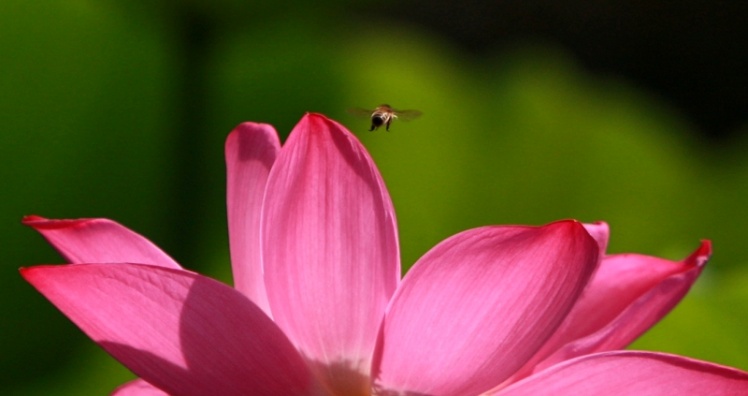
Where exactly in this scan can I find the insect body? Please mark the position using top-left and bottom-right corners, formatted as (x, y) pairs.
(348, 104), (422, 131)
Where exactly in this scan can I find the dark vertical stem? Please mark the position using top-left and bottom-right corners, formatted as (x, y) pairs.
(167, 7), (215, 265)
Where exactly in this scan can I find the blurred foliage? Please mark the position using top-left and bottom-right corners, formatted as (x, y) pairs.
(2, 0), (747, 394)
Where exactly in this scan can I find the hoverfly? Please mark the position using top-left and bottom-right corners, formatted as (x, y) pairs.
(348, 104), (422, 131)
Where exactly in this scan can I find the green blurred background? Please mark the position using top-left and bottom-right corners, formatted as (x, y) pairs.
(2, 1), (747, 394)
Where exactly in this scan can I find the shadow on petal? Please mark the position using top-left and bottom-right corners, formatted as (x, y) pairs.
(22, 264), (320, 396)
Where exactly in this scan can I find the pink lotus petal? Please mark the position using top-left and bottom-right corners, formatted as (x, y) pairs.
(495, 351), (748, 395)
(262, 113), (400, 393)
(225, 122), (281, 314)
(23, 215), (180, 269)
(582, 221), (609, 257)
(111, 379), (168, 396)
(507, 240), (711, 382)
(372, 220), (599, 396)
(21, 264), (319, 396)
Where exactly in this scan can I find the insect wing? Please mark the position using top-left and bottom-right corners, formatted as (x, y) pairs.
(347, 107), (375, 118)
(394, 109), (422, 121)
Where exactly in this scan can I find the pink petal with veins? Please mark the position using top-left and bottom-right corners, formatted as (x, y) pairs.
(372, 221), (599, 396)
(582, 221), (609, 257)
(495, 351), (748, 395)
(23, 215), (180, 269)
(225, 122), (281, 314)
(505, 240), (711, 384)
(111, 379), (168, 396)
(21, 264), (319, 396)
(262, 113), (400, 394)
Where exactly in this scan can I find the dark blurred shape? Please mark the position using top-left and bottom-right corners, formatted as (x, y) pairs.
(356, 0), (748, 141)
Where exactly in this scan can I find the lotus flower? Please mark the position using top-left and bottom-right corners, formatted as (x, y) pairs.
(21, 114), (748, 395)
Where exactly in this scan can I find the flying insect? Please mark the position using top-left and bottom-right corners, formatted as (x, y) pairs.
(348, 104), (422, 131)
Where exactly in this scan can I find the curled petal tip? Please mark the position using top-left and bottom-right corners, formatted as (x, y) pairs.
(22, 215), (92, 230)
(585, 221), (610, 233)
(19, 265), (47, 282)
(22, 214), (46, 225)
(690, 239), (712, 267)
(699, 239), (713, 255)
(546, 219), (595, 237)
